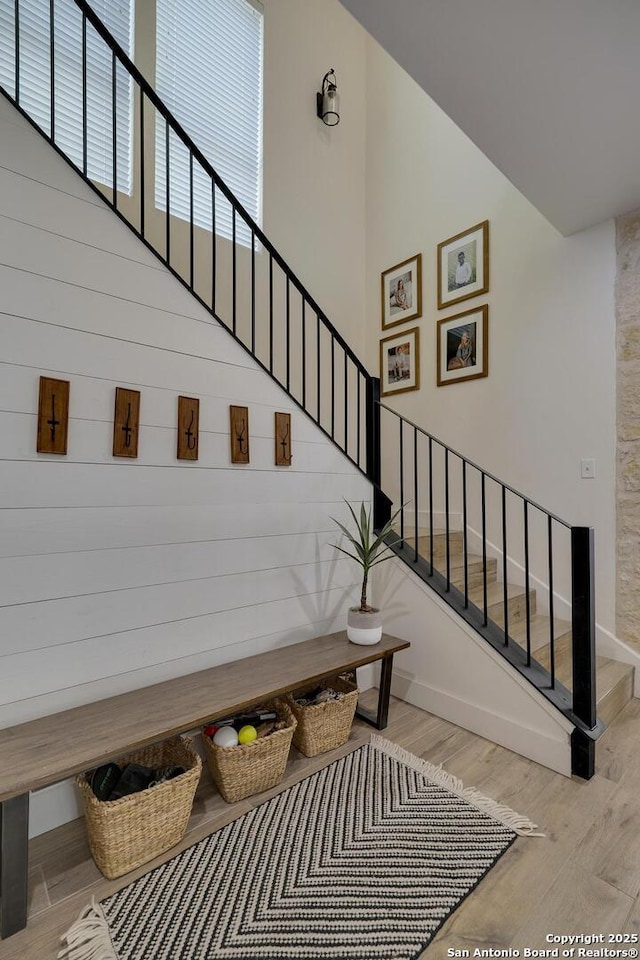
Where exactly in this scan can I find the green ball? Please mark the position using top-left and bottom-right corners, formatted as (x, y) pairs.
(238, 725), (258, 744)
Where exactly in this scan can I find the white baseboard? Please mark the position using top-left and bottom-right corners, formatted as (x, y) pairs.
(390, 668), (571, 776)
(30, 779), (82, 838)
(356, 663), (376, 692)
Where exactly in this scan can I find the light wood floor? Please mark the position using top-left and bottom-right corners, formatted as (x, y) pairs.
(3, 690), (640, 959)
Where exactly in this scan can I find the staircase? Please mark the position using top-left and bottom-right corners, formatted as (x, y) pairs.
(0, 0), (633, 779)
(403, 528), (634, 731)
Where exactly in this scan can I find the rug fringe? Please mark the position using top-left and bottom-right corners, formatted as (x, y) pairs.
(369, 734), (545, 837)
(58, 898), (118, 960)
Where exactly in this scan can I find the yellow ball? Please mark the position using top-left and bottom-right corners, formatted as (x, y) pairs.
(238, 725), (258, 744)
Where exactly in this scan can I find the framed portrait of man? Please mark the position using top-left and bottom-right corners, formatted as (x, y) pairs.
(437, 221), (489, 309)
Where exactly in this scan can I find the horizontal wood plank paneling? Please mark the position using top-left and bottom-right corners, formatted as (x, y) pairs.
(0, 169), (166, 271)
(0, 587), (359, 703)
(0, 532), (348, 606)
(0, 460), (368, 508)
(0, 87), (373, 799)
(0, 99), (105, 206)
(0, 500), (358, 557)
(0, 558), (357, 655)
(0, 614), (348, 729)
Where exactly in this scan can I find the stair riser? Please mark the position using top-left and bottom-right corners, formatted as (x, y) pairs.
(534, 632), (572, 670)
(404, 534), (465, 559)
(598, 670), (634, 727)
(449, 559), (498, 592)
(472, 590), (538, 625)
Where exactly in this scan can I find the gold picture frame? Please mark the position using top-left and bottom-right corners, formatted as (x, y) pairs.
(437, 220), (489, 309)
(381, 253), (422, 329)
(436, 305), (489, 387)
(380, 326), (420, 397)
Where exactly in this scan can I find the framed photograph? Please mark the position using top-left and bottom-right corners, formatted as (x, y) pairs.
(380, 326), (420, 396)
(381, 254), (422, 329)
(437, 305), (488, 387)
(437, 220), (489, 309)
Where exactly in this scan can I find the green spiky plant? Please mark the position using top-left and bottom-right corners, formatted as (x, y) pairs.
(331, 500), (402, 613)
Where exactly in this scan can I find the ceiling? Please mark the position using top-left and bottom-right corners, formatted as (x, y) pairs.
(339, 0), (640, 236)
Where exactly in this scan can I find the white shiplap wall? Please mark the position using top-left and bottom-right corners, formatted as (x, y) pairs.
(0, 97), (372, 833)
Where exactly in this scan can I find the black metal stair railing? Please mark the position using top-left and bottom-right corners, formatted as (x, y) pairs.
(0, 0), (372, 477)
(377, 402), (602, 778)
(0, 0), (600, 776)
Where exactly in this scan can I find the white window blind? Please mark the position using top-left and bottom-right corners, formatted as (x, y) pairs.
(155, 0), (263, 244)
(0, 0), (134, 194)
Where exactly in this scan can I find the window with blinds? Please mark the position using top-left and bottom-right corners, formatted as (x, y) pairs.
(0, 0), (135, 194)
(155, 0), (263, 245)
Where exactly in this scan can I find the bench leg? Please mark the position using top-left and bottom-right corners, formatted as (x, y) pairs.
(1, 794), (29, 939)
(356, 653), (394, 730)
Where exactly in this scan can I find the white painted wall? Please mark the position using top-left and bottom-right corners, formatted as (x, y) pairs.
(0, 94), (371, 836)
(376, 559), (573, 776)
(263, 0), (368, 355)
(364, 40), (618, 644)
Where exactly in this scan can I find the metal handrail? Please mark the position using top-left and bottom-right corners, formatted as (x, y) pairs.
(379, 401), (571, 528)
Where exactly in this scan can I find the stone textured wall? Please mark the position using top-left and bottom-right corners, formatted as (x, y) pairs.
(616, 212), (640, 649)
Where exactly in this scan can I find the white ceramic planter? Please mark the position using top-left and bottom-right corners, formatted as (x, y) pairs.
(347, 607), (382, 646)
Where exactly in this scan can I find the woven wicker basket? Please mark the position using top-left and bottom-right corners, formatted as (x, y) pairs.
(76, 735), (202, 880)
(202, 700), (296, 803)
(286, 675), (359, 757)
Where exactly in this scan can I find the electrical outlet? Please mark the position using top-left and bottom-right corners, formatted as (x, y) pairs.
(581, 458), (596, 479)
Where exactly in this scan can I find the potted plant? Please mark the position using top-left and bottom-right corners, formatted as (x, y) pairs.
(331, 500), (401, 645)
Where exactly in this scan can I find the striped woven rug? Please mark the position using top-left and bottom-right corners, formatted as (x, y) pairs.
(60, 735), (540, 960)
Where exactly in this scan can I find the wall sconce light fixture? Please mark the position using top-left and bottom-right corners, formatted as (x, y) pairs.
(317, 69), (340, 126)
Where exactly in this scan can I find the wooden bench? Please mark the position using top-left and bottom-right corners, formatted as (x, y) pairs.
(0, 630), (409, 939)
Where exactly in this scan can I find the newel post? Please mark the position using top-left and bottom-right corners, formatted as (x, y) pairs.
(570, 526), (596, 778)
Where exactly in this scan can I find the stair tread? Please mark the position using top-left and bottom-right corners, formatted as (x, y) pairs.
(468, 580), (530, 604)
(401, 546), (494, 571)
(508, 614), (572, 650)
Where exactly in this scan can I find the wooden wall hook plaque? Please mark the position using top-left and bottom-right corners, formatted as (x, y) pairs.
(177, 396), (199, 460)
(230, 405), (250, 463)
(275, 412), (292, 466)
(37, 376), (70, 455)
(113, 387), (140, 458)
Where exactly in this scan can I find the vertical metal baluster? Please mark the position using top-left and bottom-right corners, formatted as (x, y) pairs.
(413, 427), (419, 563)
(502, 485), (509, 646)
(482, 473), (488, 626)
(268, 253), (273, 372)
(428, 436), (434, 575)
(524, 500), (531, 665)
(344, 353), (348, 457)
(462, 460), (468, 607)
(111, 51), (117, 211)
(165, 120), (170, 264)
(251, 229), (256, 355)
(445, 447), (450, 590)
(211, 180), (216, 313)
(82, 11), (87, 176)
(356, 374), (361, 468)
(232, 208), (237, 335)
(548, 515), (555, 688)
(399, 420), (404, 545)
(14, 0), (20, 105)
(330, 336), (335, 438)
(189, 150), (194, 290)
(138, 91), (144, 234)
(285, 277), (290, 391)
(316, 314), (321, 424)
(50, 0), (55, 142)
(301, 298), (306, 410)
